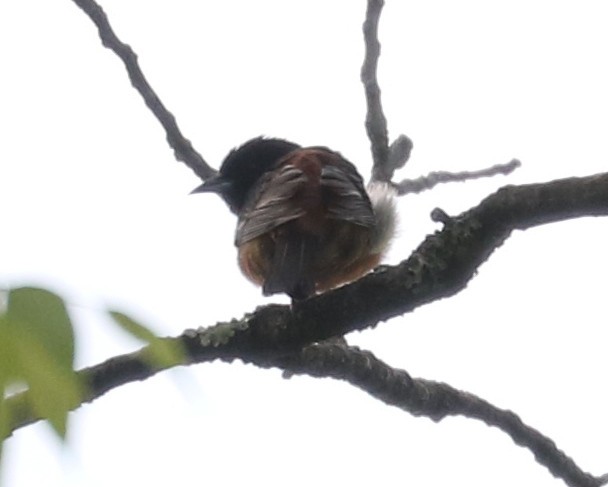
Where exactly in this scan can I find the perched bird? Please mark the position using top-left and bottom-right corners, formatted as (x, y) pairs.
(192, 137), (396, 300)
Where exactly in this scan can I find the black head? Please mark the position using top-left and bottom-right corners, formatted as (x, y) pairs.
(191, 137), (300, 214)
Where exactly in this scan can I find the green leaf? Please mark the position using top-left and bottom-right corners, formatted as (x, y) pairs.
(0, 395), (6, 461)
(1, 288), (81, 440)
(10, 331), (82, 438)
(0, 321), (12, 443)
(108, 310), (185, 368)
(6, 287), (75, 370)
(0, 319), (13, 382)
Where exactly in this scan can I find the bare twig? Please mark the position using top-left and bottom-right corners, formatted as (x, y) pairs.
(71, 0), (216, 180)
(395, 159), (521, 195)
(361, 0), (391, 180)
(6, 171), (608, 486)
(360, 1), (517, 191)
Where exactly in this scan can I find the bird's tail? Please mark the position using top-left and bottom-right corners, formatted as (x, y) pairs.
(263, 233), (317, 300)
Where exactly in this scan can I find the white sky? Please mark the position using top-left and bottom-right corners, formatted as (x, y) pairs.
(1, 1), (607, 486)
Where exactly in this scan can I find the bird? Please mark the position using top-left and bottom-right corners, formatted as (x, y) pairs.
(191, 136), (396, 300)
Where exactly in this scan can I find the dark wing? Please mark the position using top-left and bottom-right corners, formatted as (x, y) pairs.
(319, 153), (376, 228)
(235, 164), (307, 245)
(236, 147), (375, 244)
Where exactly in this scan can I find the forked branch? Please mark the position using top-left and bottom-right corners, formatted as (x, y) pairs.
(360, 0), (520, 188)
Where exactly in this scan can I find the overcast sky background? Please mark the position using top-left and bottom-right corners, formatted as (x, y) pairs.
(1, 1), (607, 486)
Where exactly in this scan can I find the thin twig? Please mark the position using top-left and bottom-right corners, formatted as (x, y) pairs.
(396, 159), (522, 195)
(361, 0), (390, 180)
(71, 0), (216, 180)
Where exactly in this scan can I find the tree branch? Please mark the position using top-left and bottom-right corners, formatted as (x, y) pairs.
(71, 0), (216, 180)
(361, 0), (391, 180)
(6, 171), (608, 485)
(395, 158), (521, 195)
(360, 1), (522, 189)
(278, 343), (607, 487)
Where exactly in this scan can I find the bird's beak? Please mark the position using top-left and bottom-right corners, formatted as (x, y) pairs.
(190, 175), (231, 195)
